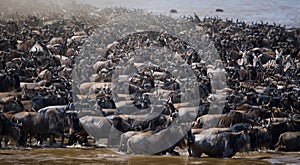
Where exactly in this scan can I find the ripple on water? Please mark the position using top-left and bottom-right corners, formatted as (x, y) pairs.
(0, 148), (299, 164)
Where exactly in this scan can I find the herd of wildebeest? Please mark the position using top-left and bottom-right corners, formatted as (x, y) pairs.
(0, 6), (300, 158)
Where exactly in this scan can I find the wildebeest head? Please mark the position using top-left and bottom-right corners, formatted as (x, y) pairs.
(0, 113), (22, 146)
(8, 123), (22, 145)
(65, 111), (80, 133)
(150, 114), (172, 130)
(111, 115), (132, 132)
(248, 126), (272, 151)
(229, 131), (251, 153)
(230, 123), (252, 132)
(45, 108), (66, 135)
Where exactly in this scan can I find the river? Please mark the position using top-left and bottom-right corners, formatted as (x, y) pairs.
(1, 146), (300, 164)
(75, 0), (300, 28)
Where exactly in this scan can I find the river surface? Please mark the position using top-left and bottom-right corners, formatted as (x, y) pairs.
(1, 146), (300, 164)
(76, 0), (300, 28)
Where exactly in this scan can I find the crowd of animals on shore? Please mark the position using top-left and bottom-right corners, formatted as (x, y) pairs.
(0, 1), (300, 158)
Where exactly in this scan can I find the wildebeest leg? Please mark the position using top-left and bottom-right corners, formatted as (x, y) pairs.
(159, 145), (178, 156)
(18, 130), (26, 147)
(49, 134), (55, 146)
(68, 130), (88, 145)
(153, 150), (166, 156)
(67, 133), (77, 145)
(4, 137), (9, 146)
(223, 140), (234, 158)
(79, 135), (88, 145)
(60, 134), (64, 146)
(76, 131), (88, 145)
(187, 130), (195, 157)
(29, 134), (32, 145)
(166, 146), (180, 156)
(274, 135), (282, 151)
(21, 133), (28, 146)
(188, 146), (192, 156)
(191, 148), (202, 158)
(36, 135), (45, 146)
(0, 136), (2, 148)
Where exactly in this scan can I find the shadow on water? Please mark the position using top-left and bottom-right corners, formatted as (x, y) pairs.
(2, 147), (299, 164)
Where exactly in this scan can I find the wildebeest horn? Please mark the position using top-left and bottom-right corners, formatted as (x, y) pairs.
(261, 119), (271, 128)
(266, 119), (271, 128)
(17, 121), (23, 127)
(65, 110), (79, 114)
(292, 114), (300, 122)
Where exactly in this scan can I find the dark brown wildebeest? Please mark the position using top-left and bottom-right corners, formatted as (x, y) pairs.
(190, 128), (250, 158)
(0, 71), (20, 92)
(248, 126), (272, 151)
(96, 93), (116, 109)
(267, 120), (300, 149)
(195, 114), (225, 128)
(217, 111), (248, 127)
(112, 113), (172, 132)
(0, 96), (23, 113)
(12, 107), (66, 146)
(194, 111), (252, 129)
(0, 112), (23, 148)
(30, 95), (67, 111)
(65, 111), (88, 145)
(274, 131), (300, 151)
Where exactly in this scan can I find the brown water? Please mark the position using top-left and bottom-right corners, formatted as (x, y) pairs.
(0, 147), (299, 165)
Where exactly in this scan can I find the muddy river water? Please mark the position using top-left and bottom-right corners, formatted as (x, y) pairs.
(0, 147), (299, 164)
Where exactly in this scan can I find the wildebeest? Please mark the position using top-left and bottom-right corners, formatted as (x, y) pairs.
(274, 131), (300, 151)
(267, 120), (300, 149)
(65, 111), (88, 145)
(79, 115), (130, 147)
(0, 95), (23, 113)
(217, 111), (252, 127)
(248, 126), (272, 151)
(0, 112), (23, 148)
(119, 130), (154, 153)
(30, 95), (67, 111)
(0, 72), (20, 92)
(111, 113), (172, 132)
(125, 125), (189, 155)
(194, 111), (250, 129)
(12, 107), (66, 146)
(96, 93), (116, 109)
(190, 128), (250, 158)
(195, 114), (225, 128)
